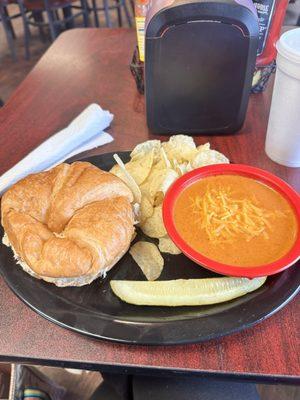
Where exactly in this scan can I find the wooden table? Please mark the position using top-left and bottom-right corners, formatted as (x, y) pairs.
(0, 28), (299, 383)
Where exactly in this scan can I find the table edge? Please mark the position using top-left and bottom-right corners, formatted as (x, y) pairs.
(1, 355), (299, 384)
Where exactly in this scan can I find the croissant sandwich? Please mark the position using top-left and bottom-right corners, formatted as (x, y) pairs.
(1, 162), (135, 287)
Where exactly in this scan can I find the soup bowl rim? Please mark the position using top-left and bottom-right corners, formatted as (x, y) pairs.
(162, 163), (300, 277)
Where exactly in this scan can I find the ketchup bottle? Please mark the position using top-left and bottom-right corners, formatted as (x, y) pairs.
(253, 0), (289, 67)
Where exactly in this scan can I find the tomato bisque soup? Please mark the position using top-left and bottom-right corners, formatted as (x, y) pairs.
(173, 175), (298, 267)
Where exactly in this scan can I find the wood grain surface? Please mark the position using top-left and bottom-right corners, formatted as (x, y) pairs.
(0, 28), (299, 381)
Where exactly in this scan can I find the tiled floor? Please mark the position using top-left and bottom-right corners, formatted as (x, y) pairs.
(1, 363), (300, 400)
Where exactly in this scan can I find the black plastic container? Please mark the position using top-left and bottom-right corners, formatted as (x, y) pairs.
(145, 0), (259, 134)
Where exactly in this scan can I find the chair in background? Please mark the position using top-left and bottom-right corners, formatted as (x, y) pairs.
(0, 0), (28, 60)
(129, 0), (133, 13)
(20, 0), (89, 57)
(90, 0), (132, 28)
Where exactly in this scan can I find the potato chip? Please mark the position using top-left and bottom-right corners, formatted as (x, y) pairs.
(139, 195), (154, 224)
(142, 168), (178, 200)
(139, 168), (164, 200)
(140, 205), (167, 238)
(125, 149), (154, 185)
(169, 134), (196, 149)
(191, 149), (229, 169)
(130, 140), (161, 161)
(139, 159), (165, 190)
(129, 241), (164, 281)
(113, 154), (142, 203)
(111, 139), (230, 260)
(197, 143), (211, 152)
(160, 169), (179, 194)
(173, 161), (191, 176)
(158, 236), (182, 255)
(153, 191), (164, 207)
(151, 158), (167, 173)
(162, 135), (197, 163)
(171, 159), (180, 175)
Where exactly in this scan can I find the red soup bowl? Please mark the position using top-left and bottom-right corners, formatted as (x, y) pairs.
(162, 164), (300, 277)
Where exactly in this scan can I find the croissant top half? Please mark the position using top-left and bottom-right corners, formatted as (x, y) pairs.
(1, 162), (135, 286)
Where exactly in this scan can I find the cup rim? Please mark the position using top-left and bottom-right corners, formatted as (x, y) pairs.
(276, 28), (300, 64)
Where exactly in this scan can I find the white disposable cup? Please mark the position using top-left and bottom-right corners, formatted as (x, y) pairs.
(265, 28), (300, 167)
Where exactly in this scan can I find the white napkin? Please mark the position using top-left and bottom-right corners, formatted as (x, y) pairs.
(0, 103), (114, 195)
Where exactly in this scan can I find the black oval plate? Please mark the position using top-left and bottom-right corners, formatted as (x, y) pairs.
(0, 152), (299, 345)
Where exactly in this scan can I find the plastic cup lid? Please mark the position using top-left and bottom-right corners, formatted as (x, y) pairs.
(277, 28), (300, 63)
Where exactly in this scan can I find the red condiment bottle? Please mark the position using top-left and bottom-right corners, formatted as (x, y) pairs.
(253, 0), (289, 67)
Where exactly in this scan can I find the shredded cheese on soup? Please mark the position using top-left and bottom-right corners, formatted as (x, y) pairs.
(190, 186), (286, 244)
